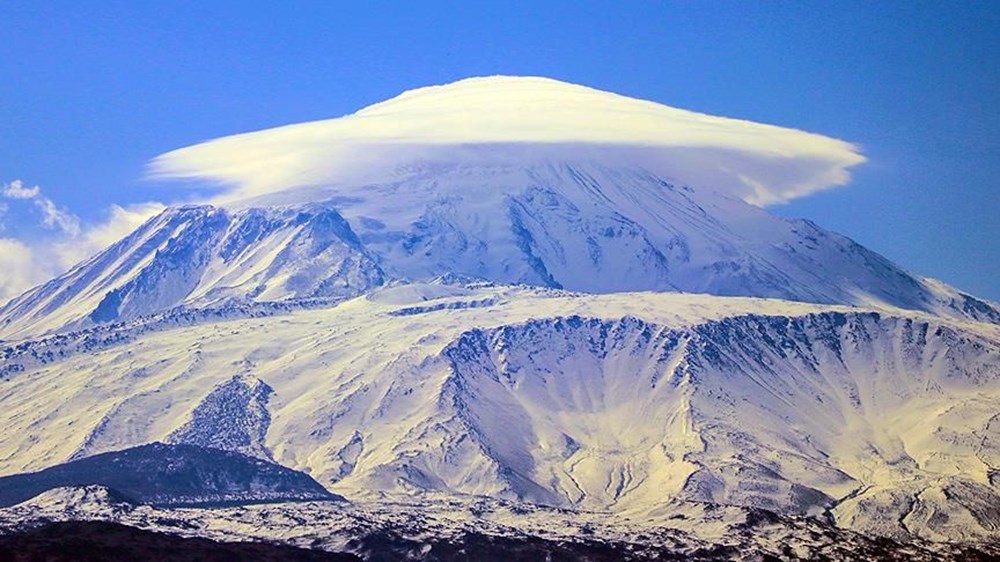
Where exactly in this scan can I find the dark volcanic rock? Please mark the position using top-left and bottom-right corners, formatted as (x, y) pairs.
(0, 442), (341, 507)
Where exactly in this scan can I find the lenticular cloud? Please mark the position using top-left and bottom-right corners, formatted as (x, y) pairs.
(150, 76), (865, 206)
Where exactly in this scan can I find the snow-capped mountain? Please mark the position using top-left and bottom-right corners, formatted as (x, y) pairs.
(1, 77), (996, 340)
(0, 159), (996, 339)
(0, 76), (997, 557)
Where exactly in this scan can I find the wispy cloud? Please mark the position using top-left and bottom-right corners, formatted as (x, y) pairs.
(2, 179), (81, 236)
(2, 180), (41, 199)
(150, 76), (865, 206)
(52, 201), (165, 269)
(0, 179), (164, 304)
(33, 197), (81, 237)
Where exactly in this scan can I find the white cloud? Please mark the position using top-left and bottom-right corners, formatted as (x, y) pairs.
(0, 186), (164, 305)
(33, 197), (81, 237)
(2, 179), (81, 236)
(150, 76), (865, 206)
(2, 179), (41, 199)
(0, 238), (42, 305)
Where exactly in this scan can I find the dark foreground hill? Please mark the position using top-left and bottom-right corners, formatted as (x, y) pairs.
(0, 443), (340, 508)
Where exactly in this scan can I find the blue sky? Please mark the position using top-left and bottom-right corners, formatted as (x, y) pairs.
(1, 1), (997, 300)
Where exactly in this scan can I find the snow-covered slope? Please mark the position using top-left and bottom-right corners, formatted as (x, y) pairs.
(0, 285), (997, 542)
(298, 160), (998, 322)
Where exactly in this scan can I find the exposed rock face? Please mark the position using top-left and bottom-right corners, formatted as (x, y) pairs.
(168, 375), (275, 460)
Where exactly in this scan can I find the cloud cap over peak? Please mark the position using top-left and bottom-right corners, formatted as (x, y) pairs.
(151, 75), (865, 205)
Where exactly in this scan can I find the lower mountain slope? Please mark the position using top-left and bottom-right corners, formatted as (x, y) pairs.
(0, 283), (996, 545)
(1, 485), (995, 561)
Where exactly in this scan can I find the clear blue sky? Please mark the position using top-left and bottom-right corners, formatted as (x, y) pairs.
(2, 1), (997, 300)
